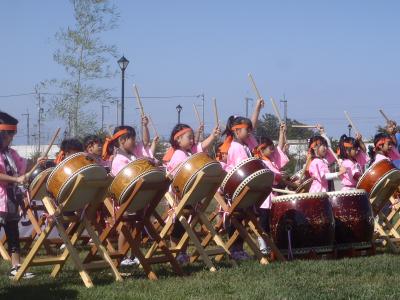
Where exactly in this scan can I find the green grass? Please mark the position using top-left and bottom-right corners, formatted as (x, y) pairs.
(1, 253), (400, 299)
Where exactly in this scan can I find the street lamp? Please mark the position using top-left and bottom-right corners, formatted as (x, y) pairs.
(176, 104), (183, 124)
(348, 124), (352, 137)
(117, 55), (129, 126)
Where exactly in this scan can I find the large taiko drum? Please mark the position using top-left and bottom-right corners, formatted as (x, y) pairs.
(287, 170), (312, 193)
(221, 157), (274, 208)
(327, 190), (374, 250)
(46, 152), (108, 207)
(172, 153), (224, 205)
(109, 158), (167, 212)
(357, 158), (400, 213)
(270, 192), (335, 256)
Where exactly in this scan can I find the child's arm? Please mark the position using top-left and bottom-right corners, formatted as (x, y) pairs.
(150, 136), (159, 156)
(141, 115), (150, 147)
(278, 123), (287, 150)
(355, 133), (366, 153)
(201, 125), (221, 151)
(251, 98), (264, 130)
(316, 124), (332, 148)
(194, 123), (204, 144)
(0, 173), (26, 184)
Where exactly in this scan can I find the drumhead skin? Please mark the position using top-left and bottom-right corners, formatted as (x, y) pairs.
(109, 159), (167, 212)
(271, 192), (335, 254)
(172, 153), (224, 205)
(221, 157), (274, 208)
(327, 189), (374, 249)
(29, 168), (54, 200)
(47, 152), (108, 204)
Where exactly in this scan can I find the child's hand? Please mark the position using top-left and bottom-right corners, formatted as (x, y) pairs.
(16, 175), (28, 184)
(198, 123), (204, 133)
(316, 124), (325, 135)
(153, 136), (160, 143)
(141, 115), (149, 126)
(355, 132), (362, 141)
(338, 166), (347, 176)
(256, 98), (265, 110)
(37, 156), (47, 165)
(212, 125), (221, 137)
(280, 122), (287, 133)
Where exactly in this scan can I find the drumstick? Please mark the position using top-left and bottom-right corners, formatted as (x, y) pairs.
(329, 147), (341, 165)
(272, 188), (296, 194)
(344, 111), (360, 135)
(212, 97), (219, 126)
(25, 128), (61, 178)
(379, 109), (391, 123)
(270, 97), (283, 124)
(148, 116), (159, 137)
(193, 104), (202, 125)
(133, 84), (145, 117)
(248, 73), (262, 100)
(291, 124), (318, 129)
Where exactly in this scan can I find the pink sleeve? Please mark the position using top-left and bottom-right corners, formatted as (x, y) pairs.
(355, 151), (369, 169)
(325, 149), (336, 165)
(131, 142), (146, 159)
(227, 142), (249, 169)
(309, 159), (329, 181)
(111, 154), (131, 176)
(191, 143), (203, 154)
(271, 146), (289, 169)
(11, 149), (27, 174)
(167, 150), (189, 175)
(389, 148), (400, 160)
(245, 134), (258, 150)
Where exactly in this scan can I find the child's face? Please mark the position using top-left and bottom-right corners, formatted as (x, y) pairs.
(316, 144), (327, 158)
(348, 147), (359, 159)
(177, 130), (194, 151)
(381, 140), (393, 154)
(262, 144), (275, 158)
(386, 122), (397, 135)
(221, 152), (227, 163)
(87, 142), (102, 156)
(234, 127), (250, 141)
(0, 131), (15, 149)
(121, 136), (136, 154)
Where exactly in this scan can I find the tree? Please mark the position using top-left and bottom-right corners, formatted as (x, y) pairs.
(45, 0), (119, 137)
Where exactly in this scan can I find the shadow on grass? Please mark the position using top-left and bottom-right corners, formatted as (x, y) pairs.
(0, 282), (79, 300)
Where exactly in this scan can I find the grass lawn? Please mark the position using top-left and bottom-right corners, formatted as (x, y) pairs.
(1, 253), (400, 299)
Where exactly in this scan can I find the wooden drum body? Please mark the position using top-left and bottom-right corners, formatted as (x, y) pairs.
(172, 153), (224, 205)
(109, 158), (167, 212)
(221, 157), (273, 209)
(357, 159), (400, 213)
(271, 192), (335, 255)
(46, 152), (108, 208)
(327, 190), (374, 250)
(288, 170), (312, 193)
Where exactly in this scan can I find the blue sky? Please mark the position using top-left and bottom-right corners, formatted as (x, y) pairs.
(1, 1), (400, 144)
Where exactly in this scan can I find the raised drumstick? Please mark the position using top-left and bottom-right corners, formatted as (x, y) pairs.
(291, 124), (318, 129)
(212, 97), (219, 126)
(270, 97), (283, 124)
(193, 103), (202, 125)
(248, 73), (262, 100)
(379, 109), (391, 123)
(344, 111), (360, 135)
(25, 128), (61, 178)
(133, 84), (145, 117)
(148, 116), (159, 137)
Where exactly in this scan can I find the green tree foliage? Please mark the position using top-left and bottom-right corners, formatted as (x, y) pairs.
(45, 0), (119, 137)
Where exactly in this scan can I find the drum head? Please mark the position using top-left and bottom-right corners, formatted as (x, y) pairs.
(118, 169), (167, 213)
(221, 157), (257, 191)
(295, 178), (313, 193)
(369, 169), (400, 213)
(234, 169), (274, 209)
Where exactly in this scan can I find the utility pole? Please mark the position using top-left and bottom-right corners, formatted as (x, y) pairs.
(245, 97), (253, 117)
(101, 105), (109, 131)
(37, 92), (44, 152)
(22, 110), (30, 145)
(280, 93), (288, 123)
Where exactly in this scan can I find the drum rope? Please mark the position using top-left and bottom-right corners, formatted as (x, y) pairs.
(218, 199), (232, 229)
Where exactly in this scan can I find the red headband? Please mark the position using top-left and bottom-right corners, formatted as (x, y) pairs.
(102, 129), (129, 160)
(343, 142), (354, 148)
(232, 124), (249, 130)
(0, 124), (17, 131)
(375, 138), (392, 148)
(173, 128), (192, 141)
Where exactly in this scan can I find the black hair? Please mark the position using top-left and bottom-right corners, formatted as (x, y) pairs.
(259, 136), (274, 148)
(83, 134), (102, 150)
(308, 135), (328, 158)
(0, 111), (18, 151)
(60, 138), (84, 153)
(222, 115), (252, 138)
(169, 123), (192, 149)
(337, 134), (360, 160)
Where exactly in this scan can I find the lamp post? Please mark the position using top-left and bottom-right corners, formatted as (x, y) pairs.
(348, 124), (352, 137)
(176, 104), (183, 124)
(117, 56), (129, 126)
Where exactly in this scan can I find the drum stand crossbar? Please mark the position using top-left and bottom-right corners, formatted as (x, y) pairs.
(198, 189), (285, 264)
(12, 174), (122, 288)
(145, 171), (233, 272)
(83, 176), (183, 280)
